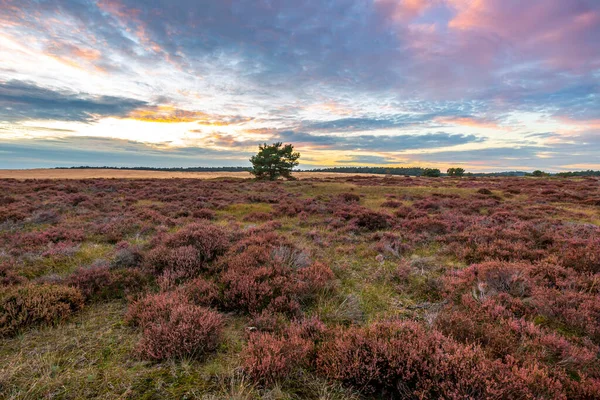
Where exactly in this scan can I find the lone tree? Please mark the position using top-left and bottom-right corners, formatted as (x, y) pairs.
(250, 142), (300, 180)
(447, 167), (465, 177)
(531, 170), (546, 177)
(422, 168), (441, 177)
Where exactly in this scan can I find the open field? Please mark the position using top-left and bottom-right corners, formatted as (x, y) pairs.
(1, 175), (600, 399)
(0, 169), (381, 180)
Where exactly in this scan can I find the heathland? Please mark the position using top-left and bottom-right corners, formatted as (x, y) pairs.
(1, 174), (599, 399)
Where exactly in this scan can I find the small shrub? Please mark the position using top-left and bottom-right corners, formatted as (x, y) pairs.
(0, 262), (27, 286)
(242, 319), (323, 384)
(127, 291), (224, 360)
(178, 277), (220, 307)
(337, 193), (360, 203)
(243, 212), (272, 222)
(192, 208), (215, 220)
(316, 320), (562, 398)
(0, 284), (84, 337)
(165, 222), (230, 262)
(380, 200), (402, 208)
(220, 244), (334, 315)
(144, 245), (202, 279)
(68, 265), (148, 302)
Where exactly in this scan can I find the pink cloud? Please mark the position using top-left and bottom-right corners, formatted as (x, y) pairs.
(375, 0), (435, 23)
(446, 0), (600, 72)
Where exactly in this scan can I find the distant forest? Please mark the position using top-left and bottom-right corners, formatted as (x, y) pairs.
(57, 166), (252, 172)
(57, 166), (600, 177)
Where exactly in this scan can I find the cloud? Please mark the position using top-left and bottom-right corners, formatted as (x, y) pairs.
(337, 155), (406, 165)
(278, 131), (485, 151)
(0, 136), (251, 169)
(0, 80), (147, 122)
(1, 0), (599, 170)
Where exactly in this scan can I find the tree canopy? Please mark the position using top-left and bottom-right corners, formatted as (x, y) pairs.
(447, 167), (466, 177)
(250, 142), (300, 180)
(422, 168), (441, 177)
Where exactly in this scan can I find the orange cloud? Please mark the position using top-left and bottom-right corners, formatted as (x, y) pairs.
(126, 106), (254, 126)
(435, 116), (504, 130)
(71, 47), (101, 61)
(447, 0), (486, 30)
(127, 106), (211, 123)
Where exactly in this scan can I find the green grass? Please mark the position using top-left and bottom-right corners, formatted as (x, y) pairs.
(19, 242), (114, 279)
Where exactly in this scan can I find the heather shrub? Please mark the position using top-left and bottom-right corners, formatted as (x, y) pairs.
(380, 200), (402, 208)
(67, 265), (112, 300)
(248, 310), (287, 333)
(68, 264), (148, 302)
(334, 205), (390, 231)
(220, 243), (334, 315)
(243, 211), (272, 222)
(298, 261), (335, 294)
(126, 291), (224, 360)
(316, 320), (562, 399)
(0, 261), (27, 286)
(554, 235), (600, 273)
(165, 222), (230, 262)
(177, 277), (220, 307)
(242, 318), (325, 384)
(0, 284), (84, 337)
(354, 210), (390, 231)
(445, 261), (533, 300)
(192, 208), (215, 220)
(137, 304), (224, 361)
(337, 192), (360, 203)
(144, 245), (202, 278)
(0, 195), (16, 206)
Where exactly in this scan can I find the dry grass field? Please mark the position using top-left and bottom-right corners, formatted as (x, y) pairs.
(0, 169), (379, 180)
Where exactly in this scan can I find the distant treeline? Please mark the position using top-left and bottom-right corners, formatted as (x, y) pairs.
(306, 166), (428, 176)
(554, 170), (600, 177)
(303, 167), (531, 177)
(57, 166), (600, 177)
(57, 166), (252, 172)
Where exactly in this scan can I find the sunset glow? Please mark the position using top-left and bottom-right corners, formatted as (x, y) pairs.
(1, 0), (598, 171)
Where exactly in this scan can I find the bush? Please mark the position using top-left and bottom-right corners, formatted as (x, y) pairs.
(126, 291), (224, 360)
(177, 277), (220, 307)
(0, 261), (27, 286)
(333, 206), (390, 231)
(316, 320), (562, 398)
(165, 222), (230, 262)
(0, 284), (84, 337)
(243, 212), (273, 222)
(337, 193), (360, 203)
(220, 244), (334, 315)
(353, 210), (390, 231)
(68, 265), (148, 302)
(242, 318), (324, 384)
(144, 245), (202, 279)
(192, 208), (215, 220)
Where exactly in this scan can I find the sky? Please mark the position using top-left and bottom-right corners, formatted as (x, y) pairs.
(0, 0), (599, 172)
